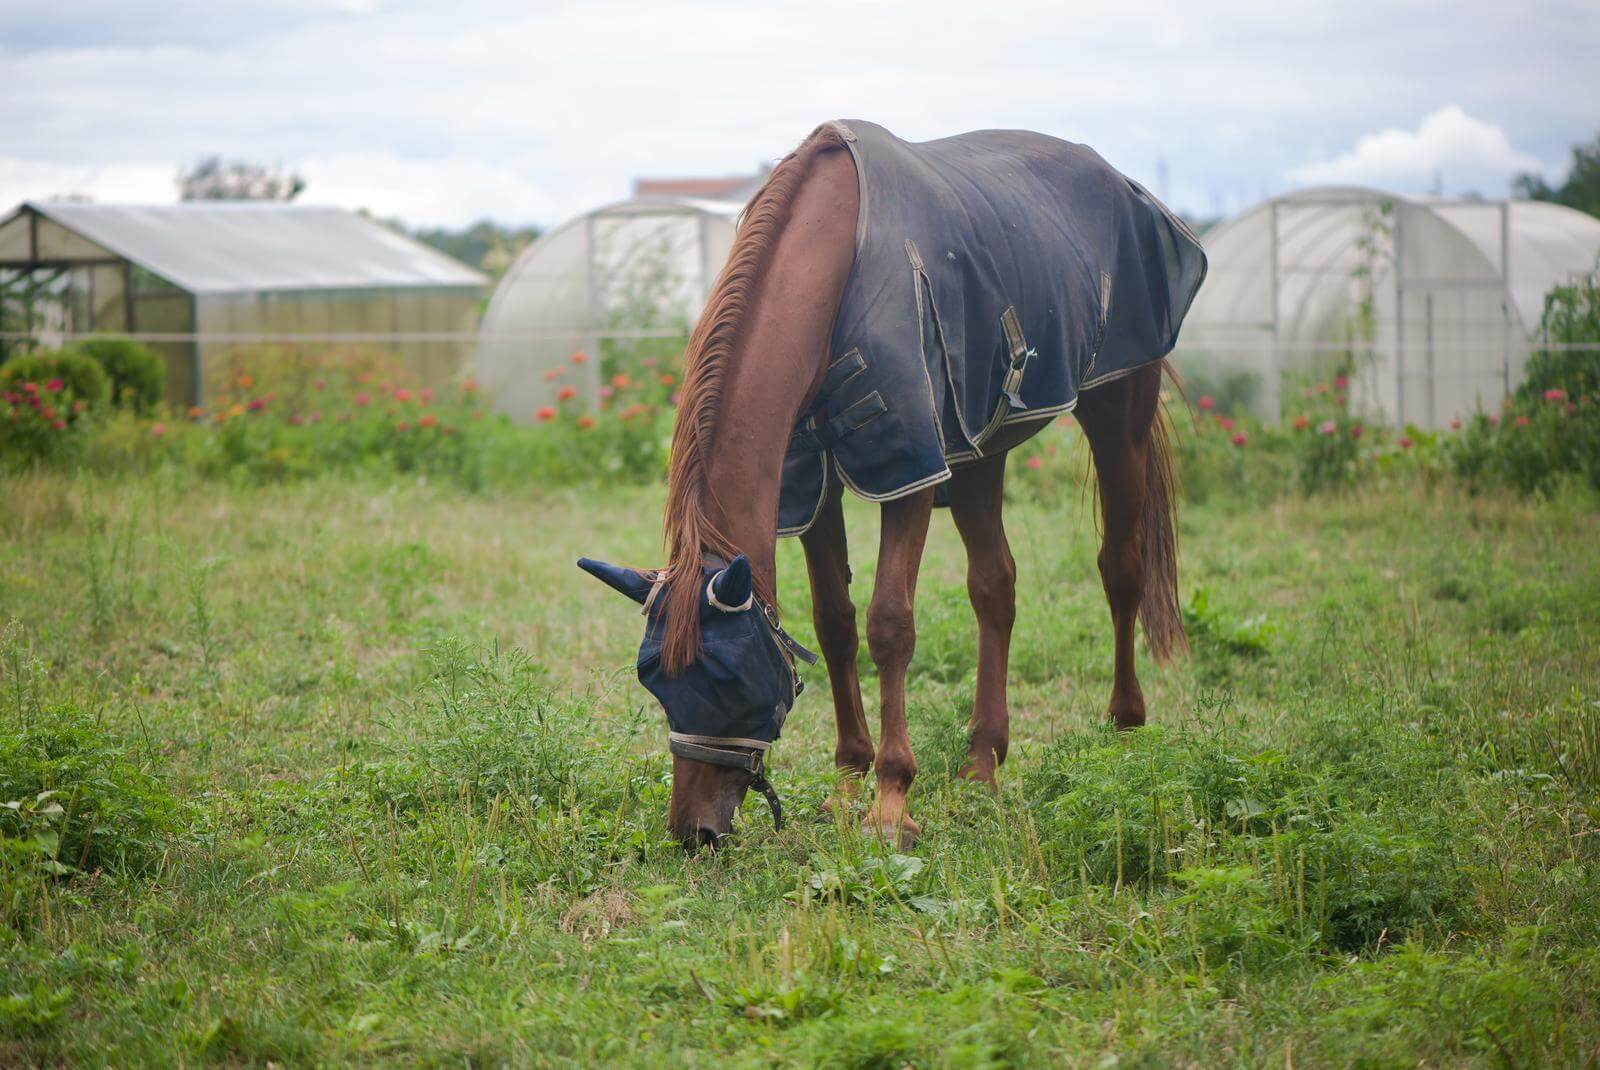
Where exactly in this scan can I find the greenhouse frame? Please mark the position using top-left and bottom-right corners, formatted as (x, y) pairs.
(476, 196), (740, 419)
(0, 201), (487, 406)
(1173, 186), (1600, 428)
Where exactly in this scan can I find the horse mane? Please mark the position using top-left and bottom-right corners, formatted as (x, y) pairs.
(658, 124), (848, 675)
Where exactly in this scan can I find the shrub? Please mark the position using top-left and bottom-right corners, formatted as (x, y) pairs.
(0, 348), (109, 466)
(75, 337), (166, 411)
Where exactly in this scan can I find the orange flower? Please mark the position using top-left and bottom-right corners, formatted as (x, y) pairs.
(570, 351), (590, 365)
(619, 403), (647, 420)
(229, 403), (244, 417)
(557, 385), (577, 402)
(462, 377), (478, 392)
(611, 374), (631, 390)
(187, 405), (202, 419)
(544, 367), (565, 382)
(394, 387), (412, 402)
(535, 406), (557, 422)
(658, 373), (675, 386)
(419, 413), (438, 428)
(237, 374), (254, 389)
(577, 415), (595, 430)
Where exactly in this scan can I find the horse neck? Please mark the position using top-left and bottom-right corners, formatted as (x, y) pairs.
(699, 160), (860, 598)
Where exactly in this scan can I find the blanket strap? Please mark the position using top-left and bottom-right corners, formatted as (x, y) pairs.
(999, 306), (1034, 411)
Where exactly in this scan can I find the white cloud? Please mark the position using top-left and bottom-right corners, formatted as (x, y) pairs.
(297, 153), (566, 226)
(0, 158), (174, 211)
(1287, 106), (1543, 193)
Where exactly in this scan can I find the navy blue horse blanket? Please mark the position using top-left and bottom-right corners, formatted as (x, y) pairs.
(777, 120), (1207, 535)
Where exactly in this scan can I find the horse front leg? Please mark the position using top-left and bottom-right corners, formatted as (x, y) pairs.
(800, 481), (874, 780)
(864, 488), (934, 849)
(947, 453), (1015, 783)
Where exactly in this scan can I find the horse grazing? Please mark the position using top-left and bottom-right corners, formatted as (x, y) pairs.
(581, 120), (1206, 849)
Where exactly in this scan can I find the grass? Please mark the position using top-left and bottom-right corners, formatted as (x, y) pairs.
(1, 435), (1598, 1067)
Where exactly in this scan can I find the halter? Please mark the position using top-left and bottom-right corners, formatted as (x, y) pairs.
(645, 554), (818, 831)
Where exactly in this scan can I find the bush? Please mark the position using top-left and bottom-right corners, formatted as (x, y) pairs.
(75, 338), (166, 411)
(0, 348), (109, 466)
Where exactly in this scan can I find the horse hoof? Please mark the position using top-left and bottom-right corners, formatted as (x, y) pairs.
(958, 755), (999, 787)
(863, 805), (920, 850)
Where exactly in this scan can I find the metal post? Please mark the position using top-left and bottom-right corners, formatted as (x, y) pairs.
(1266, 201), (1281, 424)
(1424, 292), (1436, 428)
(1393, 207), (1405, 430)
(1499, 202), (1512, 399)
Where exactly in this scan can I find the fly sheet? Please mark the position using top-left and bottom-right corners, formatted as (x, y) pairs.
(778, 120), (1207, 535)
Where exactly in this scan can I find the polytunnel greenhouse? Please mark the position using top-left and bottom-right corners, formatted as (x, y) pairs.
(1172, 187), (1600, 428)
(475, 197), (740, 419)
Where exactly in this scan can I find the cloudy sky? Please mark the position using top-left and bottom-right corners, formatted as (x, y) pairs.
(2, 0), (1596, 227)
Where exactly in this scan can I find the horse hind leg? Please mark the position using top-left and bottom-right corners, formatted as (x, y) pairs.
(947, 453), (1015, 784)
(1076, 362), (1176, 729)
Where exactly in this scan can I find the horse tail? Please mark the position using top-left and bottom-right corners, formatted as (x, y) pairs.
(1139, 362), (1186, 661)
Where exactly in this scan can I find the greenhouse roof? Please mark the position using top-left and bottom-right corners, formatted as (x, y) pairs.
(12, 201), (488, 295)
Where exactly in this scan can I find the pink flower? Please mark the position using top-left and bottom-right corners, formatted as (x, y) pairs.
(557, 385), (577, 402)
(1231, 431), (1248, 447)
(150, 422), (166, 437)
(1217, 416), (1236, 432)
(1544, 388), (1566, 403)
(570, 351), (589, 365)
(247, 398), (265, 411)
(1197, 395), (1216, 411)
(598, 386), (614, 400)
(1450, 417), (1461, 430)
(314, 379), (327, 391)
(535, 406), (556, 422)
(1318, 419), (1337, 436)
(45, 378), (64, 393)
(1514, 414), (1529, 427)
(1350, 424), (1364, 439)
(420, 387), (434, 404)
(309, 411), (323, 424)
(394, 387), (412, 403)
(1399, 435), (1412, 449)
(1334, 375), (1349, 390)
(1486, 412), (1499, 426)
(1026, 456), (1043, 470)
(355, 393), (371, 407)
(289, 414), (304, 426)
(22, 382), (38, 394)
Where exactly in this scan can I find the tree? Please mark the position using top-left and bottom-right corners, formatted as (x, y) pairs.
(178, 157), (306, 202)
(1513, 132), (1600, 220)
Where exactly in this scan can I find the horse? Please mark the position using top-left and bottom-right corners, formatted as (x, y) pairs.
(580, 120), (1206, 849)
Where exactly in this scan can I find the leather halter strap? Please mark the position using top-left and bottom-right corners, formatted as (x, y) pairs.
(667, 736), (784, 831)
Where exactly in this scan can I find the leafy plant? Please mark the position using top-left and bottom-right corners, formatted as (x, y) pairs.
(75, 338), (166, 412)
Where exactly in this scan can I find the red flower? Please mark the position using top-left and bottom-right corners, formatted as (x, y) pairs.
(576, 415), (595, 430)
(1543, 388), (1565, 403)
(395, 421), (410, 432)
(355, 393), (371, 407)
(310, 411), (323, 424)
(1514, 414), (1529, 427)
(314, 379), (327, 391)
(642, 357), (658, 368)
(394, 387), (412, 402)
(535, 406), (556, 422)
(1291, 414), (1310, 430)
(658, 373), (675, 386)
(1334, 375), (1349, 390)
(419, 413), (437, 428)
(420, 388), (434, 405)
(151, 422), (166, 437)
(247, 398), (265, 411)
(21, 382), (37, 394)
(611, 374), (632, 390)
(289, 414), (304, 426)
(1449, 417), (1461, 430)
(557, 385), (577, 402)
(1025, 455), (1043, 470)
(41, 406), (55, 420)
(1231, 431), (1248, 447)
(1398, 435), (1412, 449)
(51, 419), (65, 430)
(1350, 424), (1364, 439)
(1197, 395), (1216, 411)
(45, 378), (64, 393)
(188, 405), (203, 419)
(570, 351), (589, 365)
(543, 367), (565, 382)
(1217, 416), (1236, 432)
(1486, 412), (1500, 426)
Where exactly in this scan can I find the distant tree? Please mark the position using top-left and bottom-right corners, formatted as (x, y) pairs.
(178, 157), (306, 202)
(1514, 132), (1600, 219)
(402, 219), (542, 280)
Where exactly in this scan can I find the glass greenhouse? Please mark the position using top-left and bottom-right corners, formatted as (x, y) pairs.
(475, 197), (740, 420)
(0, 201), (487, 406)
(1173, 187), (1600, 428)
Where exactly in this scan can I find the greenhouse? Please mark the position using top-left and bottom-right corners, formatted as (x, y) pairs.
(475, 197), (740, 420)
(1172, 187), (1600, 428)
(0, 201), (487, 406)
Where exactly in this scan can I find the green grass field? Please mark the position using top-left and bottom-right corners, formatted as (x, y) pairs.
(3, 436), (1599, 1067)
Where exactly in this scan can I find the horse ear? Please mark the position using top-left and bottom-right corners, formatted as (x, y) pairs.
(577, 558), (654, 605)
(709, 554), (753, 611)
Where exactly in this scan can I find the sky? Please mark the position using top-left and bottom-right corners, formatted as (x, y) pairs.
(1, 0), (1597, 228)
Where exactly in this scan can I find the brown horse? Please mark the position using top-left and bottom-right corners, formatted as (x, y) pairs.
(589, 124), (1187, 849)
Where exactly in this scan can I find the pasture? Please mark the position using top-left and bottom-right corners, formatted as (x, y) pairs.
(2, 432), (1599, 1067)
